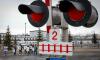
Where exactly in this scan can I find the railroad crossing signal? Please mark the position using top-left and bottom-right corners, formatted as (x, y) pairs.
(18, 0), (98, 28)
(59, 0), (98, 27)
(18, 0), (49, 27)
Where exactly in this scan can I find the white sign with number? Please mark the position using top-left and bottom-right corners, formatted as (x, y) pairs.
(49, 29), (61, 43)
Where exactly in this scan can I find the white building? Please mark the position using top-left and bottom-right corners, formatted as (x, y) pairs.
(0, 30), (47, 47)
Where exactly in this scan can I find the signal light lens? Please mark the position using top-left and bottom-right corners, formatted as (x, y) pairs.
(67, 6), (85, 21)
(30, 13), (44, 22)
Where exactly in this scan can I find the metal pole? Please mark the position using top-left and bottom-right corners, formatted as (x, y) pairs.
(46, 0), (52, 41)
(25, 23), (26, 35)
(25, 23), (26, 42)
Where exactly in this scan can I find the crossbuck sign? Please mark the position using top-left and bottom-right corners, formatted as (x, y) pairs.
(39, 42), (73, 56)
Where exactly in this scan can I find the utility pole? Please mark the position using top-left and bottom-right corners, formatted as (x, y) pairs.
(25, 23), (26, 43)
(61, 12), (69, 42)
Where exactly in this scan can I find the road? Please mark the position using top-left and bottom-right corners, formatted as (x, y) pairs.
(0, 52), (100, 60)
(0, 55), (46, 60)
(0, 48), (100, 60)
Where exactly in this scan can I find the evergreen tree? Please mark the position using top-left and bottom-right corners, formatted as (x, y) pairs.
(3, 26), (12, 50)
(68, 32), (72, 42)
(35, 28), (44, 54)
(92, 33), (97, 44)
(36, 29), (43, 42)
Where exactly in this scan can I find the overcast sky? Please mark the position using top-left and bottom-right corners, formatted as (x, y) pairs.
(0, 0), (100, 35)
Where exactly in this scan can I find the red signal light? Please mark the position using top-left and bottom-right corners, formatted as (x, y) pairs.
(67, 6), (85, 21)
(30, 13), (44, 22)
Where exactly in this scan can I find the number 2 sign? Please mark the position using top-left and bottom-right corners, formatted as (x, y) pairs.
(49, 29), (61, 43)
